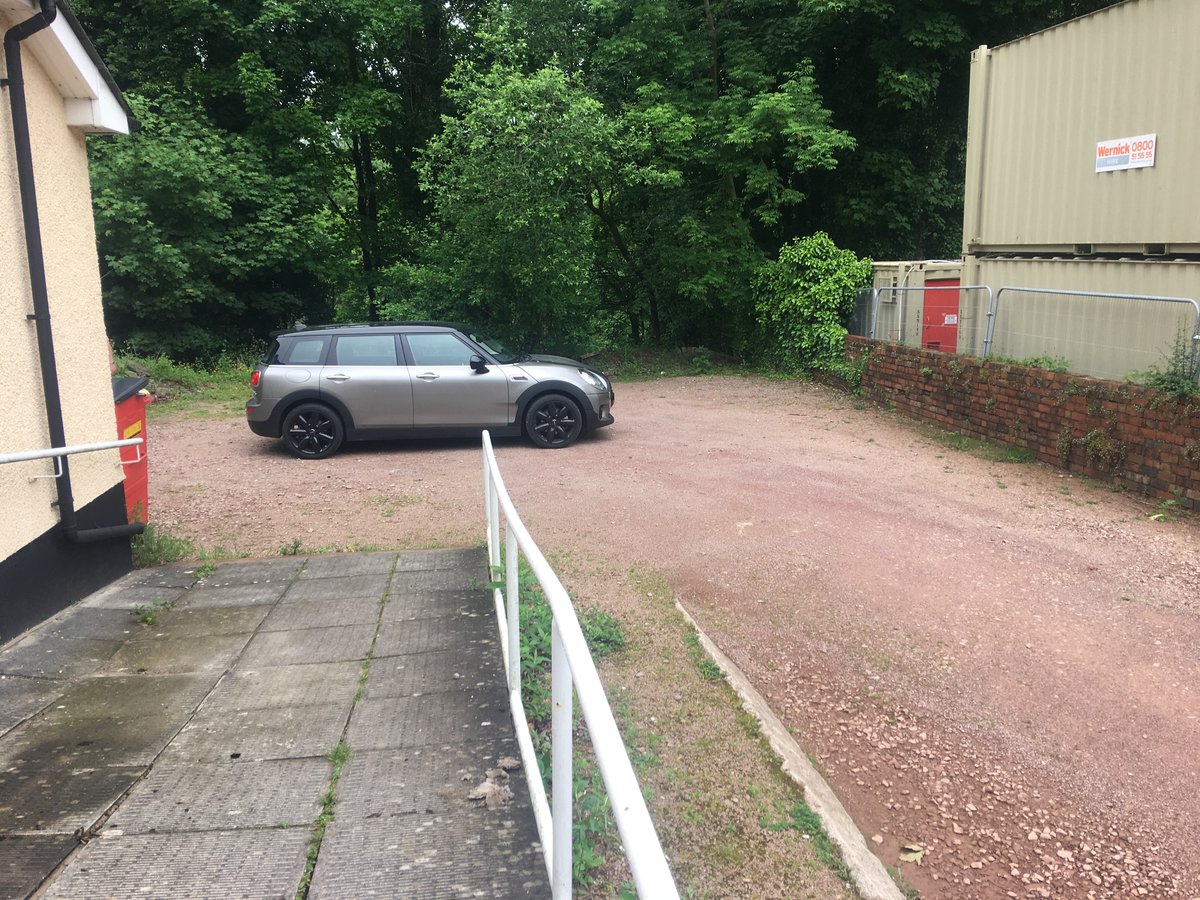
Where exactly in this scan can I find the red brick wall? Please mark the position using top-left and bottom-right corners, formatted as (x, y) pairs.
(845, 336), (1200, 509)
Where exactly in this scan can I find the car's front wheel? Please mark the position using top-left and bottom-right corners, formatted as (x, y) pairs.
(281, 403), (344, 459)
(525, 393), (583, 448)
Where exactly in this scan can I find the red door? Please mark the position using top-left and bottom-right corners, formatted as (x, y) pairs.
(921, 279), (960, 353)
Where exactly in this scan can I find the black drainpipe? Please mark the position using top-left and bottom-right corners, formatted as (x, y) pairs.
(4, 0), (143, 544)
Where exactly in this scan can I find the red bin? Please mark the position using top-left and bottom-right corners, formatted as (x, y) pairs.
(113, 376), (151, 524)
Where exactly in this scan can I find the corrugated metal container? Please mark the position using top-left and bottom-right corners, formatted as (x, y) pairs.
(963, 0), (1200, 254)
(869, 261), (963, 347)
(960, 256), (1200, 380)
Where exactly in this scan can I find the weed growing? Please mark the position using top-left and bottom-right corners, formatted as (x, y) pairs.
(926, 427), (1033, 464)
(130, 523), (195, 568)
(130, 597), (175, 625)
(496, 559), (627, 887)
(760, 801), (852, 882)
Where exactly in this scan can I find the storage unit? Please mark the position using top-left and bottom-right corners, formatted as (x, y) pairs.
(113, 376), (151, 523)
(869, 261), (965, 350)
(963, 0), (1200, 255)
(958, 0), (1200, 382)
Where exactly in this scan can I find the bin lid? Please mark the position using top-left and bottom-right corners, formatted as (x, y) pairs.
(112, 376), (150, 404)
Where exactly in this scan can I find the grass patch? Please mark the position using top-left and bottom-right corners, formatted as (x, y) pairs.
(924, 427), (1033, 463)
(115, 353), (254, 420)
(573, 565), (858, 897)
(494, 559), (627, 888)
(760, 801), (853, 883)
(130, 523), (195, 568)
(588, 346), (745, 381)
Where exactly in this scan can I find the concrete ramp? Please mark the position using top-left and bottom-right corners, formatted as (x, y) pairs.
(0, 549), (548, 899)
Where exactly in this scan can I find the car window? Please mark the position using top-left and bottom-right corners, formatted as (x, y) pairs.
(406, 333), (475, 367)
(280, 337), (327, 365)
(333, 334), (399, 366)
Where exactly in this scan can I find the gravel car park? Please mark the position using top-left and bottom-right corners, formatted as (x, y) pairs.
(246, 322), (615, 458)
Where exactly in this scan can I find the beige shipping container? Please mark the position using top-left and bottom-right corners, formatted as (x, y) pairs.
(963, 0), (1200, 254)
(959, 256), (1199, 381)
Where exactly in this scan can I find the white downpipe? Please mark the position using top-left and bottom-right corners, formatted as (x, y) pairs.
(482, 431), (678, 898)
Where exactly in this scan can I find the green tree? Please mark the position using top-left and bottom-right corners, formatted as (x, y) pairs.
(89, 93), (330, 359)
(409, 62), (612, 350)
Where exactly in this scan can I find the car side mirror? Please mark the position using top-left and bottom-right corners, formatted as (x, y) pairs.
(469, 355), (489, 373)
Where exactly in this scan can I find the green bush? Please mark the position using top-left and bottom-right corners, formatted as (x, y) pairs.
(753, 232), (871, 372)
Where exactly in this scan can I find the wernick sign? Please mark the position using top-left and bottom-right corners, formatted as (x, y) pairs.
(1095, 133), (1156, 172)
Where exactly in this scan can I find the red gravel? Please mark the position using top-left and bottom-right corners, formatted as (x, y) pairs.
(152, 376), (1200, 899)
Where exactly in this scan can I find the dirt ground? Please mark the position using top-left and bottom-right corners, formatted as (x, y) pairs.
(149, 376), (1200, 899)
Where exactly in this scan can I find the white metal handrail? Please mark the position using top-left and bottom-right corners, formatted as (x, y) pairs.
(0, 438), (144, 479)
(482, 431), (678, 899)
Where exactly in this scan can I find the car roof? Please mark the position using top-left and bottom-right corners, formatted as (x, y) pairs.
(272, 321), (467, 339)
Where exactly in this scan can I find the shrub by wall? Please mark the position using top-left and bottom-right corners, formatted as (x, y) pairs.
(846, 336), (1200, 509)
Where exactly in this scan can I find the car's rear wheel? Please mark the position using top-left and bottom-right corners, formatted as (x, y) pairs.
(281, 403), (344, 459)
(525, 393), (583, 448)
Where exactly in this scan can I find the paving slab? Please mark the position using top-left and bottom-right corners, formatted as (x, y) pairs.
(259, 596), (382, 632)
(395, 548), (487, 571)
(333, 740), (523, 820)
(42, 827), (312, 899)
(310, 808), (548, 899)
(0, 764), (143, 832)
(0, 636), (122, 680)
(117, 564), (203, 589)
(105, 757), (330, 833)
(373, 615), (497, 657)
(160, 702), (349, 764)
(39, 608), (143, 643)
(365, 647), (504, 700)
(37, 673), (217, 721)
(382, 588), (494, 622)
(347, 693), (509, 751)
(297, 552), (397, 579)
(388, 567), (486, 594)
(180, 583), (288, 608)
(0, 674), (60, 736)
(78, 583), (191, 610)
(0, 710), (185, 771)
(0, 833), (78, 899)
(238, 623), (377, 667)
(199, 558), (304, 586)
(282, 573), (391, 602)
(200, 661), (362, 713)
(102, 632), (250, 675)
(122, 605), (269, 639)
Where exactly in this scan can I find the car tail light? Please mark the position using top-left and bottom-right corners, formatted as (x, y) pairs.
(250, 370), (261, 387)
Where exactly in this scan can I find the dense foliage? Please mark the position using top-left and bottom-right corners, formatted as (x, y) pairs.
(754, 233), (872, 372)
(74, 0), (1115, 362)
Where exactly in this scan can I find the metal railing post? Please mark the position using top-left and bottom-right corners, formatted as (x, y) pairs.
(506, 527), (521, 692)
(551, 623), (574, 899)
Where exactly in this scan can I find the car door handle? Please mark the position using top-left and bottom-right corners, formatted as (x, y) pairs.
(416, 372), (440, 381)
(324, 373), (350, 383)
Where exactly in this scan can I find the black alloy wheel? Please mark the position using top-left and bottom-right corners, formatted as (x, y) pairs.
(281, 403), (344, 459)
(525, 393), (583, 448)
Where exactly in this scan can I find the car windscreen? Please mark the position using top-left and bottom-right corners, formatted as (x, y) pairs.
(467, 332), (525, 364)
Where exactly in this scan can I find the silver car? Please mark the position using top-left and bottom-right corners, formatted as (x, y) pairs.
(246, 323), (615, 458)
